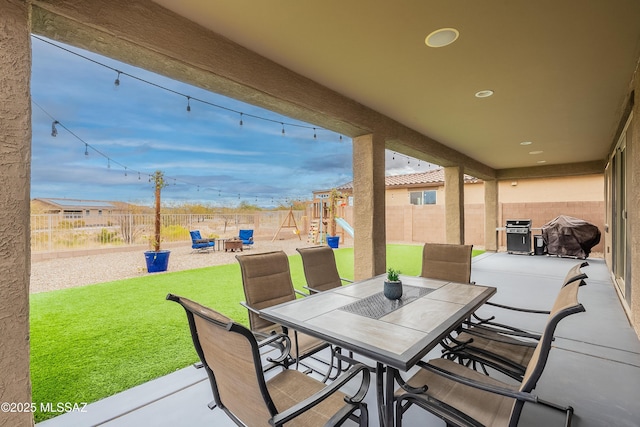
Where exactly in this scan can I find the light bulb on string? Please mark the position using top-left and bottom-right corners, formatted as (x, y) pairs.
(281, 123), (285, 135)
(114, 71), (121, 88)
(84, 143), (89, 156)
(392, 152), (395, 160)
(124, 167), (127, 177)
(186, 96), (191, 112)
(197, 185), (200, 192)
(138, 172), (141, 180)
(51, 121), (58, 137)
(107, 159), (111, 169)
(313, 128), (317, 139)
(239, 113), (243, 126)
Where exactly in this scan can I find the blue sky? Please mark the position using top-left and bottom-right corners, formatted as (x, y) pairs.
(30, 36), (429, 207)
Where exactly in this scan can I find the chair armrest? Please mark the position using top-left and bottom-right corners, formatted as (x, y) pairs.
(485, 300), (550, 315)
(340, 277), (353, 283)
(294, 289), (309, 297)
(468, 322), (543, 341)
(303, 286), (322, 294)
(257, 332), (292, 364)
(270, 364), (371, 426)
(416, 361), (538, 403)
(240, 301), (261, 316)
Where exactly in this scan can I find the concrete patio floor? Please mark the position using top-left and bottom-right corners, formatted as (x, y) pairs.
(37, 252), (640, 426)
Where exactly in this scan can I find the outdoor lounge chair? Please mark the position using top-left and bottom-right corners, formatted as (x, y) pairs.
(189, 230), (215, 252)
(238, 229), (254, 248)
(296, 245), (353, 294)
(421, 243), (473, 284)
(166, 294), (370, 427)
(394, 278), (586, 427)
(236, 250), (339, 381)
(443, 263), (589, 381)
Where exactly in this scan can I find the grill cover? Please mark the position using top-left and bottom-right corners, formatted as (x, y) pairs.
(541, 215), (601, 259)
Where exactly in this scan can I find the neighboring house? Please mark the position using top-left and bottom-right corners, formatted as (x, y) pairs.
(312, 169), (604, 252)
(31, 198), (131, 224)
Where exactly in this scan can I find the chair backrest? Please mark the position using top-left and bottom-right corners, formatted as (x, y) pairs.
(167, 294), (276, 426)
(562, 261), (589, 286)
(421, 243), (473, 283)
(508, 279), (586, 423)
(236, 251), (295, 332)
(296, 246), (343, 292)
(239, 229), (254, 240)
(189, 230), (202, 242)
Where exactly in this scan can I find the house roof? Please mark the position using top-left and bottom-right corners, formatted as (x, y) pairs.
(33, 198), (118, 209)
(320, 168), (479, 193)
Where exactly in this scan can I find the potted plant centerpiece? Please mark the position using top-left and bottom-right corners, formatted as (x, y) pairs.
(384, 267), (403, 300)
(144, 170), (171, 273)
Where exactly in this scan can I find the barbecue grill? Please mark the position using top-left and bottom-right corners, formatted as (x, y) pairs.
(506, 219), (532, 255)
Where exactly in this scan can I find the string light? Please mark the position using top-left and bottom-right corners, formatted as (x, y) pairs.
(124, 166), (127, 177)
(31, 35), (347, 142)
(51, 121), (58, 137)
(84, 143), (89, 156)
(239, 113), (243, 126)
(313, 128), (317, 139)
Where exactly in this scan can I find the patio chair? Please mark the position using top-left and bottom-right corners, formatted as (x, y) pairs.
(466, 261), (589, 341)
(420, 243), (473, 284)
(166, 294), (370, 427)
(236, 250), (339, 381)
(296, 245), (358, 376)
(395, 279), (586, 427)
(238, 229), (254, 248)
(296, 245), (352, 294)
(189, 230), (215, 252)
(443, 270), (588, 381)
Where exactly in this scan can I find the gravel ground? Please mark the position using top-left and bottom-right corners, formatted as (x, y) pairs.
(29, 237), (329, 294)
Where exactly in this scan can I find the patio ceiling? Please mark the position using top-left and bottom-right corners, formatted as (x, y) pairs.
(31, 1), (640, 179)
(148, 0), (640, 176)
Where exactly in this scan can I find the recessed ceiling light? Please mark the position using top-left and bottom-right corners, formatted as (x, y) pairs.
(474, 90), (494, 98)
(537, 160), (547, 164)
(425, 28), (459, 48)
(520, 141), (533, 146)
(529, 150), (544, 155)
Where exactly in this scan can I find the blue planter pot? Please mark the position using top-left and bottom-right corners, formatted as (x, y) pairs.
(144, 250), (171, 273)
(327, 236), (340, 249)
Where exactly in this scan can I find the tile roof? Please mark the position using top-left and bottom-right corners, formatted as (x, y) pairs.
(328, 168), (479, 191)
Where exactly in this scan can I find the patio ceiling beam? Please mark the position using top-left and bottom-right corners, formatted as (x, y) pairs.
(30, 0), (496, 180)
(496, 160), (605, 180)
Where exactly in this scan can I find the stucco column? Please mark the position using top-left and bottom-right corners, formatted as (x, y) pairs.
(0, 1), (33, 426)
(444, 166), (464, 244)
(484, 179), (499, 251)
(353, 133), (386, 280)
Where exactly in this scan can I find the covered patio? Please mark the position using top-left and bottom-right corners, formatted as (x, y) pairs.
(3, 2), (640, 426)
(37, 252), (640, 426)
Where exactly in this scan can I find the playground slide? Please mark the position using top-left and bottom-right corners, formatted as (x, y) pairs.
(335, 217), (354, 237)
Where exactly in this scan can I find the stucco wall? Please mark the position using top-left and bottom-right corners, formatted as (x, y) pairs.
(350, 199), (605, 254)
(0, 1), (33, 426)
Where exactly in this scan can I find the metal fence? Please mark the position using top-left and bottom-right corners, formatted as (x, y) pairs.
(31, 211), (306, 253)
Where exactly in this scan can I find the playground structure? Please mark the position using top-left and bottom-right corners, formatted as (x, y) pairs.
(307, 189), (353, 244)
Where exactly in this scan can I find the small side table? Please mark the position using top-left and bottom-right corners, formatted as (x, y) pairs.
(224, 239), (243, 252)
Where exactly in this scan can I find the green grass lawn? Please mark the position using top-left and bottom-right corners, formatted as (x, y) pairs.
(30, 244), (483, 422)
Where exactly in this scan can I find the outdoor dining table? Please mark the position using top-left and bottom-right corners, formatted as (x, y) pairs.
(260, 274), (497, 427)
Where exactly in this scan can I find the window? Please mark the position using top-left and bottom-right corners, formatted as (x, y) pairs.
(85, 210), (90, 216)
(409, 190), (437, 205)
(98, 210), (103, 216)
